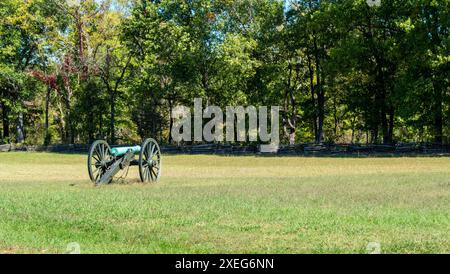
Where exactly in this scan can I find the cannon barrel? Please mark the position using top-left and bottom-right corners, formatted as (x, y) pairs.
(111, 145), (141, 157)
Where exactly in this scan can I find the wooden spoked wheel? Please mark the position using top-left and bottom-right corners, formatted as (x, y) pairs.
(138, 138), (161, 182)
(87, 140), (113, 185)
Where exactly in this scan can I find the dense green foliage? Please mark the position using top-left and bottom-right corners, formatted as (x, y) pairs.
(0, 0), (448, 145)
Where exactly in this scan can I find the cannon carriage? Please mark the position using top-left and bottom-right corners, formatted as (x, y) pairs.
(87, 138), (161, 185)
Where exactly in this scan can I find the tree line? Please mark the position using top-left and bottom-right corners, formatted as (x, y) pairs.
(0, 0), (448, 146)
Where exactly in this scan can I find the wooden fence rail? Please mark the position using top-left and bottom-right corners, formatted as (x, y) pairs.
(2, 142), (450, 156)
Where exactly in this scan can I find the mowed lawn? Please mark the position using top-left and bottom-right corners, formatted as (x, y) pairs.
(0, 152), (449, 254)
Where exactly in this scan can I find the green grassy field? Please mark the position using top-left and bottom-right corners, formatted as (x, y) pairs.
(0, 152), (449, 254)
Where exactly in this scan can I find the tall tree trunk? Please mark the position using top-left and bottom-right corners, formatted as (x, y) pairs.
(378, 78), (391, 144)
(65, 100), (73, 144)
(110, 88), (116, 145)
(69, 116), (75, 143)
(202, 67), (209, 96)
(351, 117), (356, 144)
(56, 101), (65, 143)
(1, 102), (9, 141)
(433, 82), (443, 144)
(99, 113), (103, 140)
(372, 127), (379, 144)
(381, 106), (389, 144)
(16, 112), (25, 143)
(333, 98), (338, 137)
(168, 99), (174, 144)
(317, 90), (325, 143)
(87, 105), (94, 143)
(44, 85), (51, 145)
(283, 62), (297, 145)
(373, 51), (390, 144)
(307, 55), (317, 140)
(388, 108), (394, 144)
(75, 10), (88, 79)
(313, 36), (324, 143)
(87, 109), (94, 143)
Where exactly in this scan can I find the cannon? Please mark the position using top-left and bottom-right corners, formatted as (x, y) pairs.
(87, 138), (161, 185)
